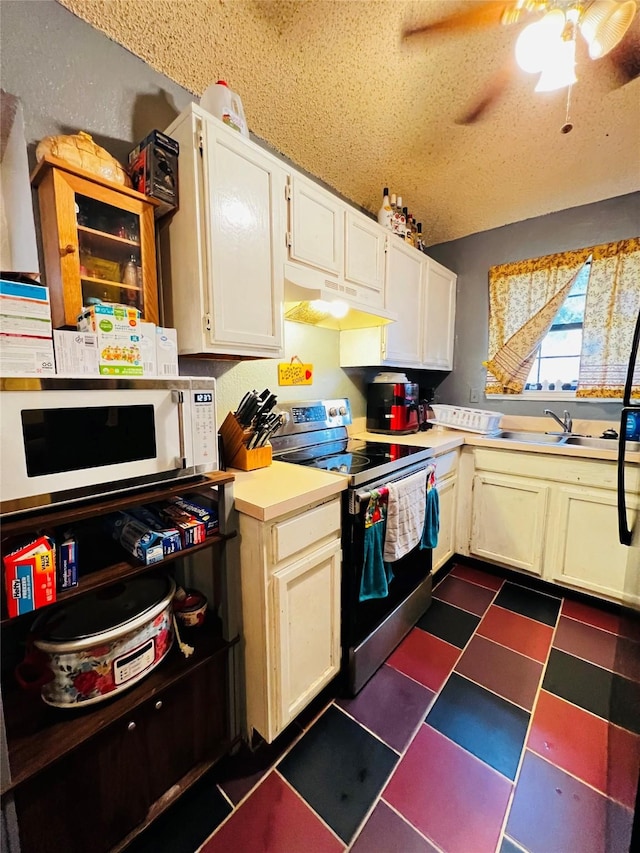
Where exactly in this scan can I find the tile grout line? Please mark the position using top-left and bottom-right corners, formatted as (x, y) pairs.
(273, 767), (349, 848)
(493, 589), (565, 851)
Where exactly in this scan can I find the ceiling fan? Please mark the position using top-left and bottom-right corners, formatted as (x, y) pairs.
(403, 0), (640, 127)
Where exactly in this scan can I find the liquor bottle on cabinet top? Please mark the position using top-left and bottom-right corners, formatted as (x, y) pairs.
(377, 187), (392, 229)
(402, 207), (410, 241)
(394, 197), (405, 237)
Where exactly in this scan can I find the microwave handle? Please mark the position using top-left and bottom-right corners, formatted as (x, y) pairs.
(172, 390), (187, 469)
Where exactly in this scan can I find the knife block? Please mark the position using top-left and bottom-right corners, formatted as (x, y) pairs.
(219, 412), (273, 471)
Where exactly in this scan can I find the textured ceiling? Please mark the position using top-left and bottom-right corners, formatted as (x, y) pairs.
(58, 0), (640, 246)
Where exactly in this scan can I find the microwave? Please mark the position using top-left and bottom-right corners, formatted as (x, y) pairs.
(0, 377), (218, 516)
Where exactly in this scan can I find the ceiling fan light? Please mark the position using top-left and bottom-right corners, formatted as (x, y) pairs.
(579, 0), (637, 59)
(515, 9), (566, 73)
(534, 37), (578, 91)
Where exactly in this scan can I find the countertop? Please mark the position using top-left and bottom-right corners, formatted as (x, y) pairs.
(230, 422), (638, 521)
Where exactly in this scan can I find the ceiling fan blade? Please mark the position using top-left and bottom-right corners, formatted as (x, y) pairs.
(403, 1), (519, 40)
(455, 63), (514, 125)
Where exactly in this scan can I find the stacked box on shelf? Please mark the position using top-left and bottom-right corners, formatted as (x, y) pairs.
(0, 279), (55, 375)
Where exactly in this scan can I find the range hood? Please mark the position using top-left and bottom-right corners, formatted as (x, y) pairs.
(283, 263), (396, 331)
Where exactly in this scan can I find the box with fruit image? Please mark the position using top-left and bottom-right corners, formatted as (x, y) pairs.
(77, 304), (143, 376)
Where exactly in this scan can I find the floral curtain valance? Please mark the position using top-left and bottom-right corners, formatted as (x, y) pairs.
(484, 238), (640, 398)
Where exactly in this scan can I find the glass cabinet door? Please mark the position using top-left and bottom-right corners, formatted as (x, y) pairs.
(75, 194), (146, 316)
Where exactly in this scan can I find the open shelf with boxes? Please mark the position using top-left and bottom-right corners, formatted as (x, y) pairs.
(0, 471), (240, 853)
(31, 155), (160, 328)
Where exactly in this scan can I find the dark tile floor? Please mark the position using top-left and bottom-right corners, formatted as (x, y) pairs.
(128, 562), (640, 853)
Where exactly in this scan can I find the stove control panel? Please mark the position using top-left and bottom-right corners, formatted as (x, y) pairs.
(275, 399), (352, 436)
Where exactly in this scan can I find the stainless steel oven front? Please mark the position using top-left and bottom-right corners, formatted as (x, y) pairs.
(0, 377), (218, 516)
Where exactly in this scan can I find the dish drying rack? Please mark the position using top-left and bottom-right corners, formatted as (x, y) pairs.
(430, 405), (502, 435)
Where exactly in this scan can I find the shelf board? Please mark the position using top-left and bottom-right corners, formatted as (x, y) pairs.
(2, 623), (239, 793)
(80, 274), (141, 292)
(78, 224), (140, 248)
(1, 473), (235, 537)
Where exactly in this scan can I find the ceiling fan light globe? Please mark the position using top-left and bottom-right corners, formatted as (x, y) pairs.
(579, 0), (637, 59)
(515, 9), (566, 73)
(534, 38), (578, 91)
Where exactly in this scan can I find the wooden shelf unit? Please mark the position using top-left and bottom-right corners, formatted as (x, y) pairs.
(0, 471), (240, 853)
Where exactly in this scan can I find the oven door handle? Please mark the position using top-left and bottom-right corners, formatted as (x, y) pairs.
(172, 390), (187, 469)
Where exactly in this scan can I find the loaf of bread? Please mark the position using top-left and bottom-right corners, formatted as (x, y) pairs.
(36, 131), (131, 187)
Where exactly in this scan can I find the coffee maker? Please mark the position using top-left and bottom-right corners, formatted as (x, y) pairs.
(366, 373), (420, 435)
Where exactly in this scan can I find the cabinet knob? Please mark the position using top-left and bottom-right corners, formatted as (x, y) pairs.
(154, 700), (163, 711)
(60, 244), (76, 256)
(127, 720), (136, 732)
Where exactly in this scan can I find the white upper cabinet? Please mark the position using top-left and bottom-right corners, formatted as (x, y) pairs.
(344, 210), (386, 308)
(161, 104), (286, 358)
(340, 240), (457, 370)
(384, 238), (424, 365)
(423, 257), (457, 370)
(287, 172), (343, 277)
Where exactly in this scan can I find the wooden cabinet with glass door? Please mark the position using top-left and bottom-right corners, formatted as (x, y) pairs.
(31, 155), (160, 328)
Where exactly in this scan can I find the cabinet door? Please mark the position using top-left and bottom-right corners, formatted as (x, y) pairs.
(432, 477), (457, 572)
(344, 210), (385, 306)
(202, 116), (285, 354)
(14, 716), (149, 853)
(288, 172), (343, 276)
(423, 258), (456, 370)
(548, 486), (640, 606)
(470, 473), (550, 575)
(384, 239), (424, 366)
(272, 539), (341, 731)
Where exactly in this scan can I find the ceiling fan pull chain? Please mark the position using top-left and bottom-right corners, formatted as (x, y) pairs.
(561, 84), (574, 134)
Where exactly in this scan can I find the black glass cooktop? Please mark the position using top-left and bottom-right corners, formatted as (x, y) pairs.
(275, 439), (429, 477)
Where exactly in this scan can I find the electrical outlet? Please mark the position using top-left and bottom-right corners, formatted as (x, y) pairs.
(470, 387), (480, 404)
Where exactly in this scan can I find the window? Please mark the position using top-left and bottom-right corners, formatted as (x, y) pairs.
(524, 260), (590, 392)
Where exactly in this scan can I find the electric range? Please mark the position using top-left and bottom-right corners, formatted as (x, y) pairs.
(271, 398), (435, 695)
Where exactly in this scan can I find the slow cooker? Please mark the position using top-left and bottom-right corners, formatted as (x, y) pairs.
(28, 574), (175, 708)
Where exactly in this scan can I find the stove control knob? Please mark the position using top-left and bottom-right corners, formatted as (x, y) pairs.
(339, 406), (347, 416)
(328, 406), (338, 417)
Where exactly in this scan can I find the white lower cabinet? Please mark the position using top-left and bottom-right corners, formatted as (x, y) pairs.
(432, 450), (459, 573)
(470, 473), (550, 575)
(238, 497), (342, 743)
(458, 446), (640, 607)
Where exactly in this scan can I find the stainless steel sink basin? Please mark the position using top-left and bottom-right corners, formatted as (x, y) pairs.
(488, 431), (640, 452)
(489, 430), (568, 445)
(564, 435), (640, 452)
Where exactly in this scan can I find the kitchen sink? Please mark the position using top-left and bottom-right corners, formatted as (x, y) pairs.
(564, 435), (640, 452)
(488, 431), (640, 452)
(488, 430), (568, 445)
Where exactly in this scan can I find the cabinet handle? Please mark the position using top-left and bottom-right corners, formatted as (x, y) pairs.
(127, 720), (136, 731)
(60, 244), (76, 256)
(154, 700), (163, 711)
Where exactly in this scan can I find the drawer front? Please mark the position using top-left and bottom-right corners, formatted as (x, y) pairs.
(434, 450), (459, 482)
(272, 498), (341, 564)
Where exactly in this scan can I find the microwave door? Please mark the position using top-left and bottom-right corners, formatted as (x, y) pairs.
(617, 309), (640, 547)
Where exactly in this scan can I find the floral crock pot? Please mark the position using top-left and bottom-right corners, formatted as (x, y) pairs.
(29, 574), (175, 708)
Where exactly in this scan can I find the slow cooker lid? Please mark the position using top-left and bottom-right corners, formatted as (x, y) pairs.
(37, 575), (172, 641)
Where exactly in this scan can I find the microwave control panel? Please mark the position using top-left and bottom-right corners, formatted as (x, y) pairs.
(192, 391), (217, 470)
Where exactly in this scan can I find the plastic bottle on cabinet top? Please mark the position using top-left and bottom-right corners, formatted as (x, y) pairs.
(200, 80), (249, 137)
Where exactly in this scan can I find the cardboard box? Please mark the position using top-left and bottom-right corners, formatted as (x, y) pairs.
(53, 330), (99, 376)
(77, 304), (143, 376)
(138, 322), (158, 377)
(154, 503), (206, 548)
(110, 512), (165, 565)
(155, 326), (179, 376)
(169, 495), (219, 536)
(57, 535), (78, 591)
(0, 279), (55, 376)
(0, 333), (55, 376)
(128, 130), (179, 218)
(128, 506), (182, 556)
(0, 279), (52, 338)
(3, 535), (56, 618)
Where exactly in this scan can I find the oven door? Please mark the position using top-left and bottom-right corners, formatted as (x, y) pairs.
(342, 468), (433, 695)
(0, 377), (215, 515)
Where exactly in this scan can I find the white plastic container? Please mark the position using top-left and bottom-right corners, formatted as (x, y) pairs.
(200, 80), (249, 137)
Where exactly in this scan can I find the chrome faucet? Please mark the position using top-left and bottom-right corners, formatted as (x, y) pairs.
(544, 408), (573, 433)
